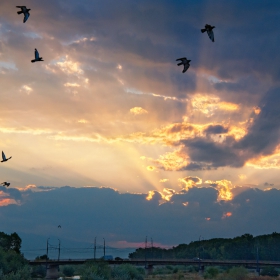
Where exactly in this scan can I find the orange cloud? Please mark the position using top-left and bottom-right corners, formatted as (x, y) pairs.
(0, 198), (18, 207)
(253, 106), (261, 115)
(222, 212), (232, 219)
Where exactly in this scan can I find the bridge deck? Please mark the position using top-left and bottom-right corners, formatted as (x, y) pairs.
(29, 259), (280, 266)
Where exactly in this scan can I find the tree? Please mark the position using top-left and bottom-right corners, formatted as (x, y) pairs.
(0, 232), (22, 253)
(260, 266), (279, 277)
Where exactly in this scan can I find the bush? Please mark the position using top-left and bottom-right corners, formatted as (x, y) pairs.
(111, 264), (144, 280)
(260, 267), (279, 277)
(31, 265), (46, 278)
(63, 265), (75, 277)
(0, 266), (31, 280)
(227, 267), (248, 280)
(80, 261), (110, 280)
(204, 267), (219, 279)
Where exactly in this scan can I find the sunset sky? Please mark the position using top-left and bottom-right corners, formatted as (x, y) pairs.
(1, 0), (280, 256)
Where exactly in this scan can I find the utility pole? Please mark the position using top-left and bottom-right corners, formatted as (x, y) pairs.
(103, 238), (105, 258)
(257, 247), (260, 276)
(57, 239), (60, 261)
(198, 235), (201, 272)
(46, 238), (50, 269)
(94, 237), (96, 260)
(151, 238), (153, 259)
(145, 236), (147, 268)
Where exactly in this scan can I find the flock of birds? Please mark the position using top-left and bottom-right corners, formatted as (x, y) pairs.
(0, 6), (215, 190)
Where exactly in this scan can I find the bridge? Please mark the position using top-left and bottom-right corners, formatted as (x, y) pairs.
(29, 258), (280, 279)
(29, 258), (280, 266)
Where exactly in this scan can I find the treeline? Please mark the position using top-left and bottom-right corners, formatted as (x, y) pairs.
(0, 231), (32, 279)
(129, 232), (280, 261)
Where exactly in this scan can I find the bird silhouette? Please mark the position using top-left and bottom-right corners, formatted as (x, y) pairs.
(31, 49), (44, 63)
(1, 151), (12, 162)
(58, 225), (61, 228)
(16, 6), (31, 23)
(176, 57), (191, 73)
(1, 182), (10, 187)
(201, 24), (215, 42)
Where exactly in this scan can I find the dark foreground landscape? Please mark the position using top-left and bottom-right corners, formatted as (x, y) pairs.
(3, 231), (280, 279)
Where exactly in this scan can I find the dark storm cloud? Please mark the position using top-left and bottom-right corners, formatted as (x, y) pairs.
(176, 87), (280, 170)
(1, 186), (280, 247)
(204, 125), (228, 134)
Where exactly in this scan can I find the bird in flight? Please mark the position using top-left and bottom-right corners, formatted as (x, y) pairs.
(16, 6), (31, 23)
(1, 151), (12, 163)
(201, 24), (215, 42)
(58, 225), (61, 228)
(176, 57), (191, 73)
(1, 182), (10, 187)
(31, 49), (44, 63)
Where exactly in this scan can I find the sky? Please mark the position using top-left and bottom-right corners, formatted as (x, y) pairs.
(1, 0), (280, 257)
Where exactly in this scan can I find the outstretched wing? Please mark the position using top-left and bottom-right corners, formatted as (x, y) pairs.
(23, 12), (30, 23)
(16, 6), (26, 8)
(35, 49), (39, 59)
(207, 30), (214, 42)
(176, 57), (186, 62)
(2, 151), (6, 161)
(183, 63), (190, 73)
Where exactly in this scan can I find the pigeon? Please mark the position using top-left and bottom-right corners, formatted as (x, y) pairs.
(58, 225), (61, 228)
(1, 151), (12, 163)
(176, 57), (191, 73)
(1, 182), (10, 187)
(16, 6), (31, 23)
(31, 49), (44, 63)
(201, 24), (215, 42)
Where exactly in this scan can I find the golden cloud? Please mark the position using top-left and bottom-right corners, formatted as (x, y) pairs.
(191, 94), (239, 116)
(153, 148), (189, 171)
(146, 165), (156, 171)
(238, 174), (247, 180)
(179, 176), (202, 190)
(20, 85), (33, 95)
(159, 179), (169, 183)
(130, 107), (148, 115)
(56, 56), (84, 75)
(205, 179), (233, 201)
(64, 82), (80, 87)
(246, 148), (280, 169)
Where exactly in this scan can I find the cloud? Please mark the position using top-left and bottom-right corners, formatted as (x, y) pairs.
(130, 107), (148, 115)
(1, 185), (280, 248)
(204, 125), (228, 135)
